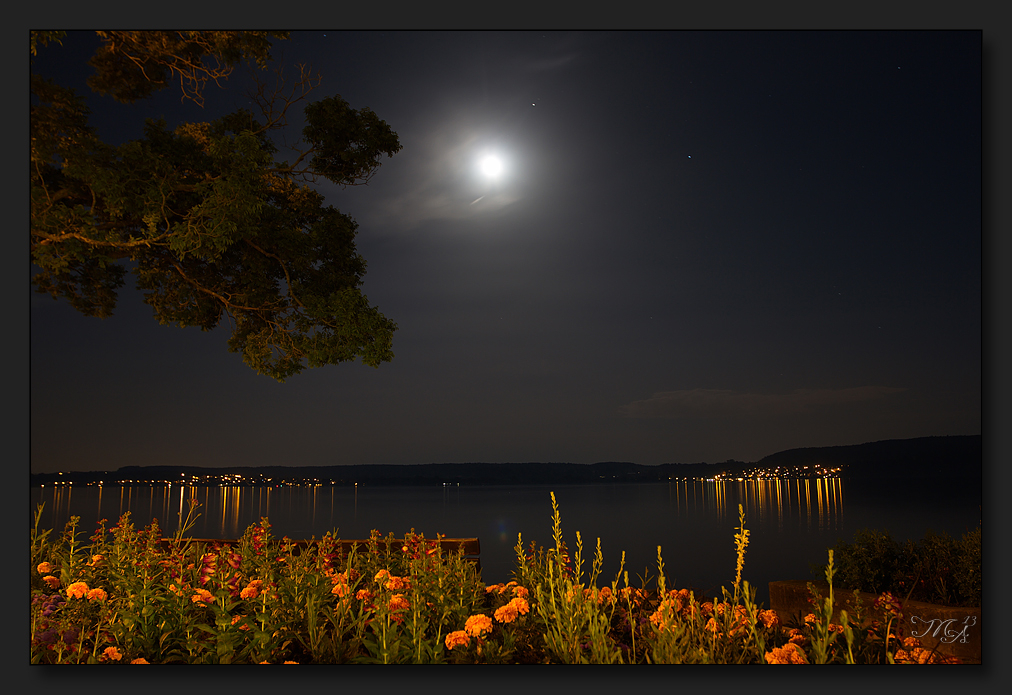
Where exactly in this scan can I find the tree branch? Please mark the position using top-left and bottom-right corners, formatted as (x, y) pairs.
(243, 238), (306, 310)
(168, 258), (275, 314)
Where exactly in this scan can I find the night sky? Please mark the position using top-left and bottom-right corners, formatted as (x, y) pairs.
(29, 31), (982, 474)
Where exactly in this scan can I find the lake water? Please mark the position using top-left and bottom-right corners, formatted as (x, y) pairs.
(31, 477), (980, 607)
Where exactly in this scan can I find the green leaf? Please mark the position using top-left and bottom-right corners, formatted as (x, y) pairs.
(31, 34), (399, 381)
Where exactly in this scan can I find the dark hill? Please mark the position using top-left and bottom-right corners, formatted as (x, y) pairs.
(755, 435), (981, 480)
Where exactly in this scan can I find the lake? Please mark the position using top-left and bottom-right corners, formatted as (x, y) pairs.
(31, 477), (980, 607)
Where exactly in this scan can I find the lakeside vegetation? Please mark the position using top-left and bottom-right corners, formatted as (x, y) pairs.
(813, 526), (982, 608)
(31, 494), (964, 664)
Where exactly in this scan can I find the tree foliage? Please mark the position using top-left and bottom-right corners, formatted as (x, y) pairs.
(31, 31), (401, 381)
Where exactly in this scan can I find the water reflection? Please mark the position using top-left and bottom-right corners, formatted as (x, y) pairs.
(33, 476), (981, 610)
(665, 478), (843, 533)
(34, 477), (847, 544)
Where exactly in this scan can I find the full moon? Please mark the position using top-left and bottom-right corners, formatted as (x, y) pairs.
(480, 155), (503, 177)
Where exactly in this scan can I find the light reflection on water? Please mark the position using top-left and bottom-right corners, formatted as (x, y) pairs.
(31, 477), (976, 608)
(34, 478), (846, 536)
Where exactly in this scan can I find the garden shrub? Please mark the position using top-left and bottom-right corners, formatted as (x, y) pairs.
(954, 524), (981, 607)
(816, 523), (981, 607)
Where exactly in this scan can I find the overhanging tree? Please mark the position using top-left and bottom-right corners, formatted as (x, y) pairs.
(31, 31), (401, 381)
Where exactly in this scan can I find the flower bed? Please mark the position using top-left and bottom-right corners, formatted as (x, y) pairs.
(769, 580), (980, 663)
(30, 494), (968, 664)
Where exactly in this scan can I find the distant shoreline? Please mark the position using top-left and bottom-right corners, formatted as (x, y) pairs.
(30, 435), (981, 487)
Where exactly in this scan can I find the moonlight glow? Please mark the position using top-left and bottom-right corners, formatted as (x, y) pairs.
(480, 155), (503, 177)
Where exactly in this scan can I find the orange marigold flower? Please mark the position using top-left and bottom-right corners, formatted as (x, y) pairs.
(385, 575), (408, 591)
(43, 575), (60, 589)
(67, 581), (90, 599)
(788, 628), (806, 645)
(240, 580), (263, 599)
(87, 588), (107, 601)
(87, 554), (104, 567)
(130, 658), (149, 664)
(102, 646), (123, 662)
(388, 594), (410, 612)
(445, 630), (470, 650)
(803, 613), (817, 625)
(662, 588), (690, 614)
(902, 637), (921, 650)
(649, 609), (668, 631)
(464, 613), (493, 637)
(356, 589), (374, 601)
(701, 602), (714, 616)
(494, 604), (519, 624)
(595, 586), (613, 604)
(191, 588), (214, 604)
(331, 582), (350, 598)
(37, 562), (52, 574)
(765, 643), (808, 664)
(374, 569), (391, 583)
(509, 597), (530, 615)
(484, 583), (503, 594)
(758, 609), (780, 629)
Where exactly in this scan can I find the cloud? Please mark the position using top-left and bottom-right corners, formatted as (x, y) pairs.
(526, 53), (579, 72)
(340, 116), (527, 234)
(619, 386), (907, 419)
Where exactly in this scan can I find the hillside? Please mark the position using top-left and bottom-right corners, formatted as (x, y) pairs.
(755, 435), (981, 481)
